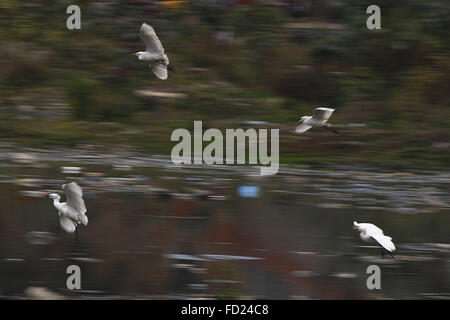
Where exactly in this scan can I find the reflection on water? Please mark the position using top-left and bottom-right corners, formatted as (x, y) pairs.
(0, 147), (449, 299)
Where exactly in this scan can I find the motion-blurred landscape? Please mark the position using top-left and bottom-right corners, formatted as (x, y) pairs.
(0, 0), (449, 168)
(0, 0), (449, 300)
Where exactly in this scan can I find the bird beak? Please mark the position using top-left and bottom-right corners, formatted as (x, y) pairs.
(131, 53), (137, 56)
(353, 226), (358, 231)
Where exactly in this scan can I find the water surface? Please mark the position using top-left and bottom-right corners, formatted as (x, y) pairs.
(0, 147), (449, 299)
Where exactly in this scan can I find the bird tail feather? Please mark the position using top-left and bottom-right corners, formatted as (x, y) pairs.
(372, 234), (396, 252)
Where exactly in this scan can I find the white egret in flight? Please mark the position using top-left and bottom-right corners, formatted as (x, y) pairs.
(353, 221), (395, 258)
(134, 23), (173, 80)
(295, 107), (338, 134)
(49, 182), (88, 240)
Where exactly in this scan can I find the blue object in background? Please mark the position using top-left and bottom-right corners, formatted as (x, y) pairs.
(238, 186), (260, 198)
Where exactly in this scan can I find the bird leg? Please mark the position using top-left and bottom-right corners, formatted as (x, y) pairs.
(379, 247), (395, 259)
(75, 227), (78, 241)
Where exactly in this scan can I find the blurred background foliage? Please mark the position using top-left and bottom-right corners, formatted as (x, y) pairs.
(0, 0), (449, 168)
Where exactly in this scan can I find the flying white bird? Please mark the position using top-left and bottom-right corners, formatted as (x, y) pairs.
(49, 182), (88, 239)
(134, 23), (173, 80)
(353, 221), (395, 258)
(295, 107), (338, 134)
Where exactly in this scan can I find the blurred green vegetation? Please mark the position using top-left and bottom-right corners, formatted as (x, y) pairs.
(0, 0), (449, 169)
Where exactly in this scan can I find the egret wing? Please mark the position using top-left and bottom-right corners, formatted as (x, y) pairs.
(151, 63), (168, 80)
(371, 234), (396, 252)
(63, 182), (86, 214)
(59, 215), (76, 233)
(295, 123), (312, 133)
(359, 223), (384, 235)
(139, 23), (164, 54)
(313, 107), (334, 122)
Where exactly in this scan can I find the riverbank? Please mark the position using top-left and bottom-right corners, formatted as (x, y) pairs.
(0, 117), (448, 171)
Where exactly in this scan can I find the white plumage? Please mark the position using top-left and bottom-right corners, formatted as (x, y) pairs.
(134, 23), (170, 80)
(295, 107), (336, 133)
(353, 221), (396, 254)
(49, 182), (88, 234)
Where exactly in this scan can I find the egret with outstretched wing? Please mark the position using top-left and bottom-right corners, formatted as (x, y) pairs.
(134, 23), (173, 80)
(295, 107), (337, 134)
(49, 182), (88, 239)
(353, 221), (395, 258)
